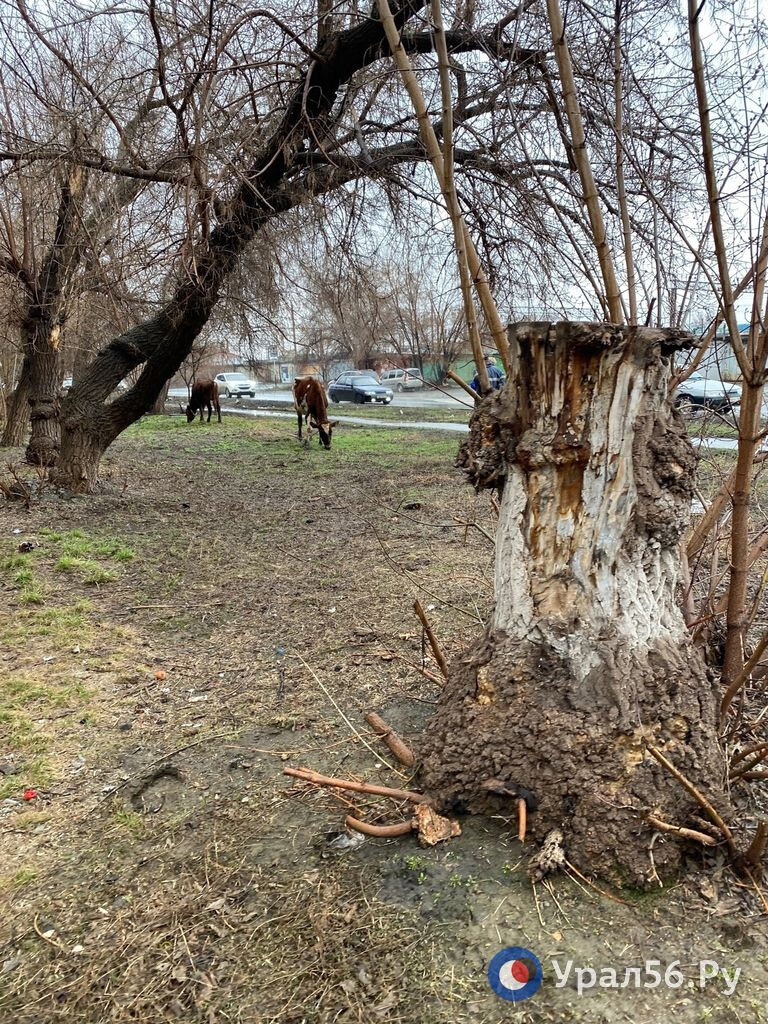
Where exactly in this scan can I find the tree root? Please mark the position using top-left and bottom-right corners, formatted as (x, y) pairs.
(284, 766), (429, 804)
(345, 815), (414, 837)
(364, 712), (417, 768)
(647, 744), (739, 860)
(647, 814), (718, 846)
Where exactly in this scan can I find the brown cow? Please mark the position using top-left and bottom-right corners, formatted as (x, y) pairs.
(185, 379), (221, 423)
(293, 376), (336, 449)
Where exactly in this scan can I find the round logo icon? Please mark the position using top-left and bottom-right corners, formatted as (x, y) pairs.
(487, 947), (543, 1002)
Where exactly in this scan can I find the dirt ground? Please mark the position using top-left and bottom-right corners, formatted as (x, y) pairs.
(1, 415), (768, 1024)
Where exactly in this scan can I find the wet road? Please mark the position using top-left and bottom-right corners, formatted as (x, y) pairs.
(168, 385), (472, 410)
(214, 404), (761, 451)
(169, 387), (761, 450)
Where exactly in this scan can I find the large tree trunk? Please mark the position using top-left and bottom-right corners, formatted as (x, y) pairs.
(22, 166), (88, 466)
(420, 322), (727, 885)
(52, 419), (106, 493)
(25, 320), (62, 466)
(1, 352), (31, 447)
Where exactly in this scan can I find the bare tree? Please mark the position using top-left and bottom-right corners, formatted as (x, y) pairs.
(0, 0), (537, 487)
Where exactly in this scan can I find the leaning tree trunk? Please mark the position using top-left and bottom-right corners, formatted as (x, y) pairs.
(420, 322), (727, 885)
(1, 352), (31, 448)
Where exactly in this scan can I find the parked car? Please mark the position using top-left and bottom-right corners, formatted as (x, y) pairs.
(214, 372), (257, 397)
(674, 374), (741, 411)
(329, 372), (393, 404)
(379, 367), (424, 391)
(61, 377), (128, 396)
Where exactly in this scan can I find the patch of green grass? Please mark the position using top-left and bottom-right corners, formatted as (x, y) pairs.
(111, 807), (146, 837)
(1, 548), (46, 604)
(1, 674), (91, 711)
(686, 420), (738, 438)
(1, 552), (34, 571)
(0, 599), (93, 644)
(41, 527), (134, 563)
(0, 757), (55, 799)
(54, 554), (81, 572)
(11, 868), (36, 888)
(83, 565), (119, 585)
(55, 554), (118, 584)
(0, 776), (21, 799)
(18, 584), (44, 605)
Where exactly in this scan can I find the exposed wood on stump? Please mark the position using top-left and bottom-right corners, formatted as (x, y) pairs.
(421, 321), (728, 885)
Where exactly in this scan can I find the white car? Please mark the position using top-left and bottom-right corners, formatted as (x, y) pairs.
(674, 374), (741, 412)
(378, 367), (424, 391)
(214, 372), (257, 398)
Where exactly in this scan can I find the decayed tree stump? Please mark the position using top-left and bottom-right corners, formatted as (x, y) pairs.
(420, 322), (727, 884)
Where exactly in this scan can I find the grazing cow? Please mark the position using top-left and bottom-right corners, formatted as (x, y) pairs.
(293, 376), (336, 449)
(185, 379), (221, 423)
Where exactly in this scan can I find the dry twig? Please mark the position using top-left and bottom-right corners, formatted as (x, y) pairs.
(413, 599), (449, 679)
(646, 744), (738, 860)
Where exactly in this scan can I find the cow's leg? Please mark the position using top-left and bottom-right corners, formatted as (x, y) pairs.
(206, 401), (212, 423)
(215, 398), (221, 423)
(296, 410), (303, 440)
(198, 406), (204, 423)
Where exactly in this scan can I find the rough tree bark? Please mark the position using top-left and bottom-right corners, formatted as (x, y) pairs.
(24, 164), (88, 466)
(1, 349), (31, 447)
(25, 318), (64, 465)
(420, 322), (727, 885)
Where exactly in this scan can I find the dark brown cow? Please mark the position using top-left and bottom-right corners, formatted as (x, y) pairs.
(185, 379), (221, 423)
(293, 376), (336, 449)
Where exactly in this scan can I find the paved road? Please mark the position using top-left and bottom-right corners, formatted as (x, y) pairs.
(169, 386), (761, 450)
(214, 405), (764, 450)
(168, 385), (472, 409)
(219, 406), (470, 433)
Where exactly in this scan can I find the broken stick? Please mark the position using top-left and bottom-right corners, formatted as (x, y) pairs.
(414, 599), (449, 679)
(445, 369), (480, 403)
(365, 711), (417, 768)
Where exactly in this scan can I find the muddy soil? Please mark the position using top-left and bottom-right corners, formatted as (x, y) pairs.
(0, 415), (767, 1024)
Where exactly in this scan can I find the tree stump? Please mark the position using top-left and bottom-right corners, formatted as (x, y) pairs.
(419, 322), (727, 885)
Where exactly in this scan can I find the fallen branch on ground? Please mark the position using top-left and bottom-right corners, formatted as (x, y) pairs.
(413, 599), (449, 679)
